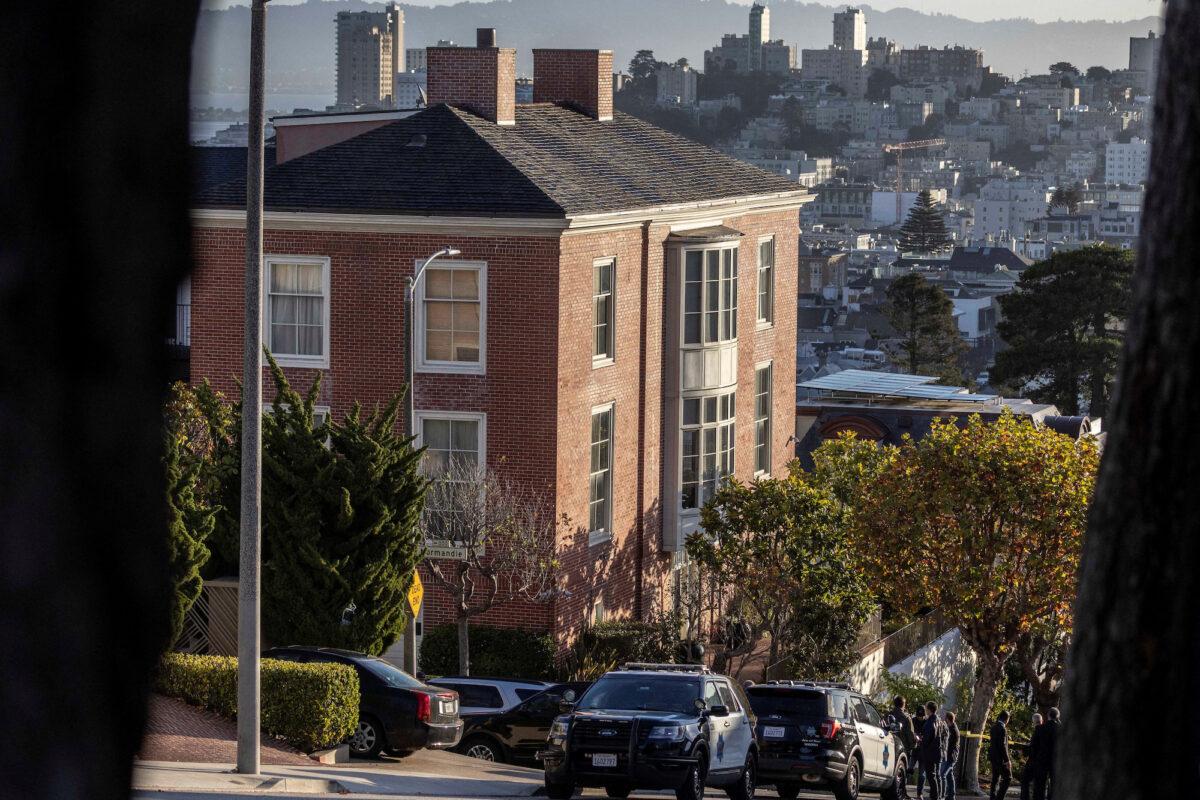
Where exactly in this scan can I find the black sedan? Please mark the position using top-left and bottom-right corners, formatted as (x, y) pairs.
(454, 682), (590, 764)
(264, 646), (463, 758)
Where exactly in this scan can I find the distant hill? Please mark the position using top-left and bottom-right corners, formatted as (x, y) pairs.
(192, 0), (1162, 97)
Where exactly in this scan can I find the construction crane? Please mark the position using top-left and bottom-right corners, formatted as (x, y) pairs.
(882, 138), (946, 225)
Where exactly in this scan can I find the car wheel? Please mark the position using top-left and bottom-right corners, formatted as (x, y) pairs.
(676, 754), (707, 800)
(545, 779), (575, 800)
(349, 715), (385, 759)
(605, 785), (632, 798)
(725, 753), (756, 800)
(832, 756), (860, 800)
(881, 759), (907, 800)
(461, 736), (504, 763)
(775, 783), (801, 800)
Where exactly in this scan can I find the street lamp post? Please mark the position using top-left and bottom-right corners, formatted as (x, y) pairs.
(237, 0), (269, 776)
(401, 246), (460, 674)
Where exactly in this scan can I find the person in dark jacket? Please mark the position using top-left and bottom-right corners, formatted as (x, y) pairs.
(914, 705), (928, 797)
(988, 710), (1012, 800)
(1032, 708), (1060, 800)
(1020, 713), (1044, 800)
(939, 711), (960, 800)
(891, 695), (918, 762)
(917, 701), (944, 799)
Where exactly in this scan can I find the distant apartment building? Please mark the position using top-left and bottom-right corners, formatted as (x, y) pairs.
(1065, 150), (1099, 183)
(655, 63), (698, 105)
(335, 2), (404, 110)
(800, 48), (868, 98)
(1128, 30), (1161, 93)
(891, 82), (952, 109)
(1018, 85), (1079, 110)
(814, 183), (874, 227)
(406, 48), (427, 72)
(393, 72), (426, 108)
(1105, 137), (1150, 185)
(833, 7), (867, 52)
(704, 3), (796, 76)
(897, 45), (984, 93)
(973, 179), (1050, 240)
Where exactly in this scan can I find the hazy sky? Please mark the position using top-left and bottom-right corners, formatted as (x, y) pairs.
(201, 0), (1162, 25)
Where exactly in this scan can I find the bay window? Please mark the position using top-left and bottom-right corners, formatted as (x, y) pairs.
(683, 247), (738, 346)
(680, 390), (735, 510)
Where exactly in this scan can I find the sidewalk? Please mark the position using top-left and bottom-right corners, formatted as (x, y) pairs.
(131, 756), (544, 796)
(139, 694), (314, 766)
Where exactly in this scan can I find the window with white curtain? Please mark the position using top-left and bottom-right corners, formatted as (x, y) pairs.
(265, 256), (329, 367)
(680, 390), (735, 510)
(419, 415), (482, 475)
(417, 262), (486, 373)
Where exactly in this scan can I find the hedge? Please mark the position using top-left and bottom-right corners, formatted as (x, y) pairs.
(565, 618), (681, 680)
(157, 653), (359, 752)
(420, 624), (556, 679)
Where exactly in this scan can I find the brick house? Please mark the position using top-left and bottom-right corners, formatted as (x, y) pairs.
(190, 31), (812, 660)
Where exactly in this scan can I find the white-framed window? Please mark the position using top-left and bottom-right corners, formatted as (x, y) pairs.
(264, 255), (330, 368)
(415, 260), (486, 374)
(680, 390), (735, 510)
(414, 410), (486, 475)
(757, 237), (775, 326)
(683, 246), (738, 346)
(754, 363), (773, 475)
(593, 258), (615, 365)
(589, 403), (615, 546)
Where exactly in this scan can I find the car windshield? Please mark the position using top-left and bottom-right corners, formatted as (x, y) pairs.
(747, 688), (829, 719)
(359, 658), (426, 689)
(577, 674), (701, 714)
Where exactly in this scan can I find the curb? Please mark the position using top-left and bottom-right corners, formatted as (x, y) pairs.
(310, 744), (351, 765)
(133, 773), (346, 795)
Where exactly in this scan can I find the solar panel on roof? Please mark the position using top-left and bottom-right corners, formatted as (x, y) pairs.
(797, 369), (999, 404)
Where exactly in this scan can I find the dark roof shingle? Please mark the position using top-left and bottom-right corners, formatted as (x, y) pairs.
(194, 103), (804, 218)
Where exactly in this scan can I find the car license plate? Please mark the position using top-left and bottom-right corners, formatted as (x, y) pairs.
(763, 726), (786, 738)
(592, 753), (618, 768)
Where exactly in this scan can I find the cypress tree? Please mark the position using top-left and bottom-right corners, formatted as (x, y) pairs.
(883, 272), (966, 381)
(163, 383), (216, 650)
(898, 189), (951, 254)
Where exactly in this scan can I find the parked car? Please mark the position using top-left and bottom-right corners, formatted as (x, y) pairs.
(263, 646), (463, 758)
(426, 676), (552, 715)
(540, 663), (758, 800)
(453, 682), (591, 764)
(746, 680), (906, 800)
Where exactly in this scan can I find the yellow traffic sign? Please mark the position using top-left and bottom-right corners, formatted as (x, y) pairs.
(407, 570), (424, 617)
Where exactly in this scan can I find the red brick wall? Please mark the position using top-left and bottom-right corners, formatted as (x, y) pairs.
(532, 49), (614, 121)
(427, 47), (516, 124)
(190, 226), (561, 632)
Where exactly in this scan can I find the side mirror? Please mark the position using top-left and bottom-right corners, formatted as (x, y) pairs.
(709, 704), (730, 718)
(559, 689), (577, 714)
(562, 689), (577, 703)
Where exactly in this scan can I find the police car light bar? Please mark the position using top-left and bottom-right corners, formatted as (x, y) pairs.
(621, 662), (710, 673)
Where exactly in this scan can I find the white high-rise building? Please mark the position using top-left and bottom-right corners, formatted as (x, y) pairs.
(1128, 31), (1161, 93)
(973, 180), (1051, 240)
(1105, 138), (1151, 185)
(749, 4), (770, 72)
(833, 7), (866, 52)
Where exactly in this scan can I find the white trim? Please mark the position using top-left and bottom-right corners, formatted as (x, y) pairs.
(192, 209), (568, 238)
(756, 234), (776, 330)
(592, 256), (617, 367)
(588, 401), (616, 547)
(413, 410), (488, 467)
(271, 110), (420, 127)
(753, 361), (773, 478)
(565, 190), (813, 234)
(263, 254), (331, 369)
(669, 218), (725, 232)
(413, 259), (487, 376)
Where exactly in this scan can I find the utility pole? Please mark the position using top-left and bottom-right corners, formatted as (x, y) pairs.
(237, 0), (268, 776)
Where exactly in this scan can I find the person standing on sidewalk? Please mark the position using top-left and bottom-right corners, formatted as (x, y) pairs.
(917, 701), (945, 799)
(988, 710), (1012, 800)
(891, 696), (918, 766)
(914, 705), (928, 797)
(1032, 708), (1060, 800)
(940, 711), (960, 800)
(1020, 713), (1044, 800)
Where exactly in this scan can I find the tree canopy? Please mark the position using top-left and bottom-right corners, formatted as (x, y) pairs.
(1048, 184), (1084, 214)
(686, 467), (874, 681)
(847, 413), (1098, 792)
(993, 245), (1134, 417)
(882, 271), (966, 381)
(897, 189), (951, 254)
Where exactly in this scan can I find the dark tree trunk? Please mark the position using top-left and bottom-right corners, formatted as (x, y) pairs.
(1059, 5), (1200, 799)
(0, 3), (198, 798)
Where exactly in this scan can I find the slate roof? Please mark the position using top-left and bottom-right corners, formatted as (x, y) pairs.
(191, 145), (276, 199)
(193, 103), (805, 218)
(948, 246), (1033, 273)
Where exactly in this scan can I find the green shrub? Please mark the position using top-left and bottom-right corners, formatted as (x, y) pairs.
(564, 617), (681, 680)
(876, 669), (947, 712)
(157, 653), (359, 752)
(420, 625), (556, 679)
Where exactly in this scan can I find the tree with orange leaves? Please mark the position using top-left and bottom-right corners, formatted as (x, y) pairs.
(846, 412), (1098, 793)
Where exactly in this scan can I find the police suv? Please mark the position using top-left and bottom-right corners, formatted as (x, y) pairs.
(540, 663), (758, 800)
(746, 681), (907, 800)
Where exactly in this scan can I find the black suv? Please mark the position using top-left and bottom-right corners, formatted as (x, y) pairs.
(746, 681), (906, 800)
(540, 664), (758, 800)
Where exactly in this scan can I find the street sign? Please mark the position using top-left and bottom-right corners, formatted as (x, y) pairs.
(407, 570), (423, 616)
(425, 539), (484, 561)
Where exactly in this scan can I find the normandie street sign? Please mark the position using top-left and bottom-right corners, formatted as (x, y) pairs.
(424, 539), (485, 561)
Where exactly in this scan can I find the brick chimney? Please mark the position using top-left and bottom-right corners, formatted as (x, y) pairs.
(426, 28), (516, 125)
(532, 49), (614, 121)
